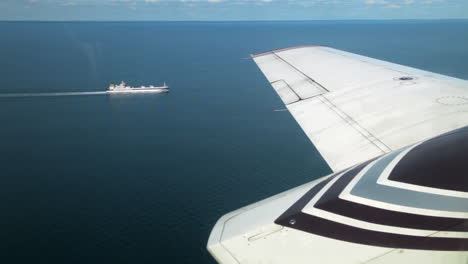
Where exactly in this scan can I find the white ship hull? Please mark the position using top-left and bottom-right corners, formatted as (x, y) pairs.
(106, 87), (169, 94)
(107, 81), (169, 94)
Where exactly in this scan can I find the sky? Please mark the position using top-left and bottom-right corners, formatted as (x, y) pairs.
(0, 0), (467, 21)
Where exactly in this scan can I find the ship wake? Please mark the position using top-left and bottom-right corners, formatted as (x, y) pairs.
(0, 91), (108, 98)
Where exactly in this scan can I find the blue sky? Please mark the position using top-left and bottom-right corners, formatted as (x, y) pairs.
(1, 0), (467, 21)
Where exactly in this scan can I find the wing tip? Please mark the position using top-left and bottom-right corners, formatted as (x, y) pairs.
(250, 45), (325, 58)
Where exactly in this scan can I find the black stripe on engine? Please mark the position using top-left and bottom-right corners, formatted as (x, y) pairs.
(276, 209), (468, 251)
(315, 161), (468, 231)
(275, 157), (468, 250)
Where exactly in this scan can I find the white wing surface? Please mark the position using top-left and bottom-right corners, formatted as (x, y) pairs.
(208, 47), (468, 264)
(252, 46), (468, 172)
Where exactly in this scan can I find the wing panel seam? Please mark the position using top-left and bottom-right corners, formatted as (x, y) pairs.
(270, 79), (301, 104)
(272, 52), (330, 93)
(316, 95), (392, 154)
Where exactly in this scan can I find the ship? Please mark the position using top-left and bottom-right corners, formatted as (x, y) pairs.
(107, 81), (169, 94)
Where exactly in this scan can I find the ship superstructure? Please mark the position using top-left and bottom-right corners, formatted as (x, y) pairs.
(107, 81), (169, 94)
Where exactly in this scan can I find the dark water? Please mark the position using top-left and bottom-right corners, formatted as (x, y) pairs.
(0, 20), (467, 263)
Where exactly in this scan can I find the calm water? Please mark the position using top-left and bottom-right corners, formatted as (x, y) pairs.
(0, 20), (467, 263)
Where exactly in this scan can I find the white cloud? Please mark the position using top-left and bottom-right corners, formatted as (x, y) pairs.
(421, 0), (445, 3)
(178, 0), (275, 3)
(366, 0), (388, 4)
(364, 0), (415, 9)
(366, 0), (445, 6)
(180, 0), (224, 2)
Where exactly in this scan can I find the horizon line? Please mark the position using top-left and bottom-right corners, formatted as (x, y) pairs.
(1, 18), (468, 23)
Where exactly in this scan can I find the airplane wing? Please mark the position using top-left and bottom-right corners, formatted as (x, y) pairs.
(252, 46), (468, 172)
(207, 46), (468, 264)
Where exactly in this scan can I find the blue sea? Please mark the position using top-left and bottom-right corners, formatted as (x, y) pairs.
(0, 20), (467, 263)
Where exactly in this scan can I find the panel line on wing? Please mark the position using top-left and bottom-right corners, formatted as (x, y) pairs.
(316, 95), (392, 154)
(272, 52), (330, 93)
(270, 79), (328, 106)
(270, 52), (329, 100)
(270, 79), (301, 105)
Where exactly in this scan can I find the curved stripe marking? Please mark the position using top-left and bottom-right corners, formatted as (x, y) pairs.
(345, 148), (468, 213)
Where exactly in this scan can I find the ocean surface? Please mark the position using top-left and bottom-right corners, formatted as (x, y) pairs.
(0, 20), (467, 263)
